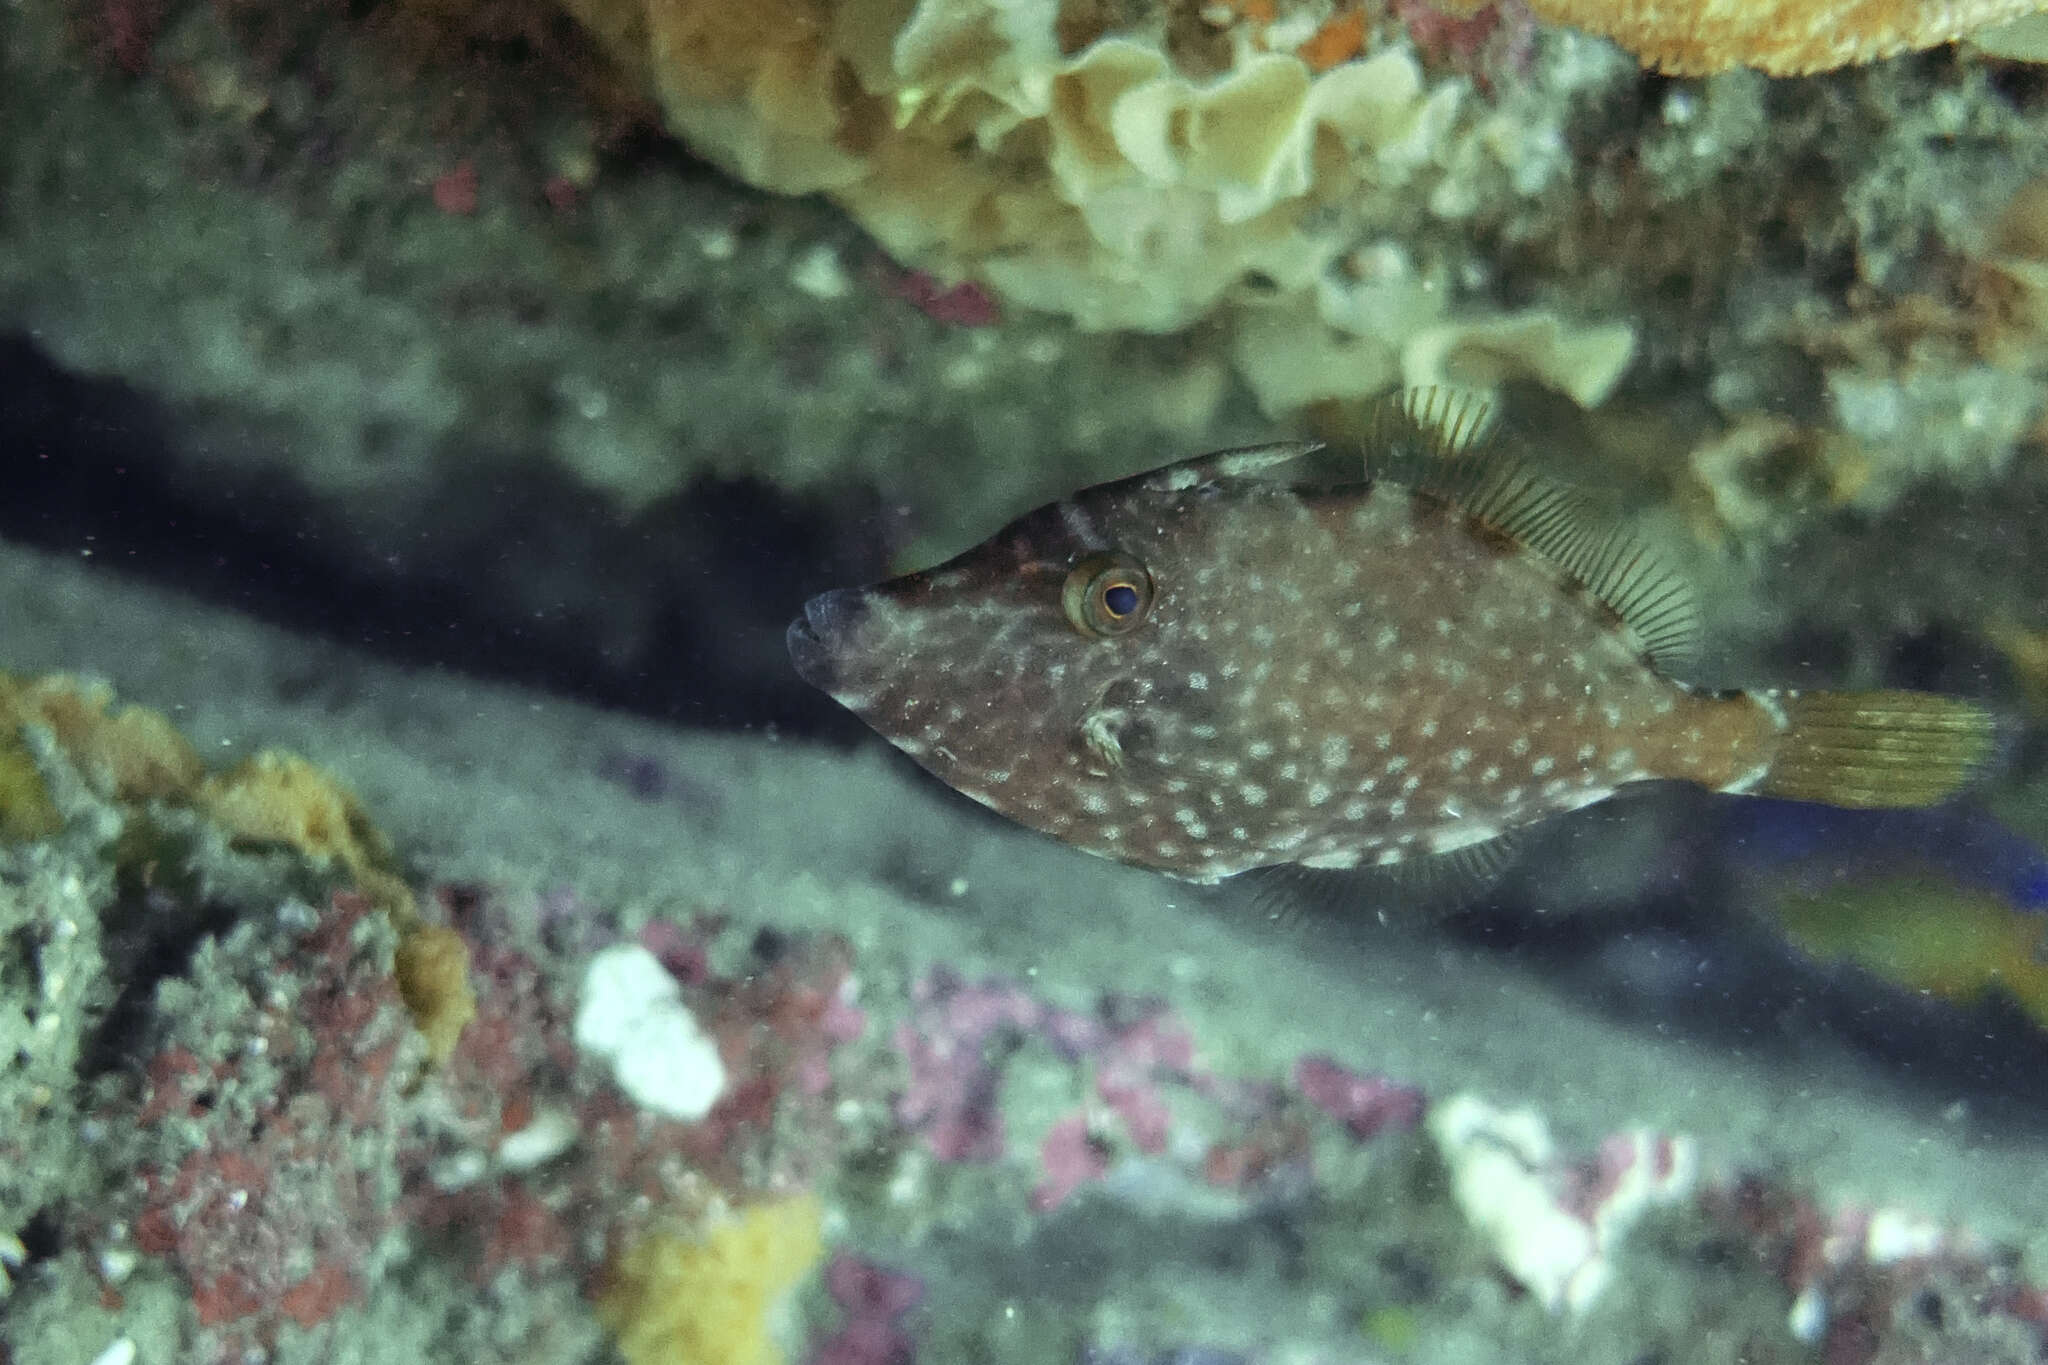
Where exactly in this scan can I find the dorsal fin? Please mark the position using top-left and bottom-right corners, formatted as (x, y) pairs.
(1133, 440), (1324, 493)
(1360, 389), (1703, 680)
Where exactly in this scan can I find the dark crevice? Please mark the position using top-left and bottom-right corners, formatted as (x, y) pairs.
(0, 332), (881, 741)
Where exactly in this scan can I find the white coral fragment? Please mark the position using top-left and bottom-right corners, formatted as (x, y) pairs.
(1429, 1092), (1696, 1314)
(573, 943), (728, 1121)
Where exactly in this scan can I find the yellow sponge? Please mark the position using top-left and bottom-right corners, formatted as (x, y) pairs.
(597, 1195), (826, 1365)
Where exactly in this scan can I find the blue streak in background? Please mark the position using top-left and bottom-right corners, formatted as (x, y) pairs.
(1716, 798), (2048, 910)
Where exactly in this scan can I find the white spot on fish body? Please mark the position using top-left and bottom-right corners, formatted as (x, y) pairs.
(1308, 783), (1332, 806)
(1530, 756), (1555, 776)
(1189, 672), (1209, 690)
(1343, 799), (1370, 820)
(1240, 783), (1269, 805)
(1320, 736), (1351, 768)
(1419, 719), (1439, 738)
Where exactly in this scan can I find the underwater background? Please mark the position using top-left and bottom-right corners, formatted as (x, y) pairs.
(3, 0), (2048, 1360)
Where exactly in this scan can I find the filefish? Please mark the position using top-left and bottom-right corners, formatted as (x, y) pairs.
(787, 393), (1997, 888)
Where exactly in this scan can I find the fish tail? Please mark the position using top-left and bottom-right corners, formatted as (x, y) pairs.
(1755, 690), (2000, 808)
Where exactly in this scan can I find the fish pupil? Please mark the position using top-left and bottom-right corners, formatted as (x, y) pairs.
(1062, 551), (1154, 637)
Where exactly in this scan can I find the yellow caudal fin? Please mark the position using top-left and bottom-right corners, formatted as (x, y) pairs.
(1758, 690), (2000, 808)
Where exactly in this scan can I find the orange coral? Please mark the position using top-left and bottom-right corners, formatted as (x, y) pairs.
(393, 924), (478, 1062)
(1298, 8), (1367, 69)
(0, 671), (204, 802)
(596, 1195), (825, 1365)
(199, 750), (416, 918)
(1525, 0), (2046, 74)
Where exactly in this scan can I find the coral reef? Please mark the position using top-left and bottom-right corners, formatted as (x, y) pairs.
(4, 538), (2048, 1363)
(555, 0), (1645, 417)
(5, 0), (2044, 600)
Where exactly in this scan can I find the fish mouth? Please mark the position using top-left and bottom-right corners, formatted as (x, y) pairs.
(786, 587), (869, 694)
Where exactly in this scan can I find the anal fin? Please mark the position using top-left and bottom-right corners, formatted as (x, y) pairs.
(1239, 829), (1525, 927)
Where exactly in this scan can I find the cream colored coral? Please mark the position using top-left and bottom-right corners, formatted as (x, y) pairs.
(1527, 0), (2047, 75)
(560, 0), (1639, 415)
(1401, 311), (1637, 406)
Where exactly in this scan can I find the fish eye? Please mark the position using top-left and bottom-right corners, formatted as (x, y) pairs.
(1062, 551), (1155, 638)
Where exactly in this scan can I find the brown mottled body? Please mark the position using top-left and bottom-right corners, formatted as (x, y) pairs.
(789, 399), (1992, 887)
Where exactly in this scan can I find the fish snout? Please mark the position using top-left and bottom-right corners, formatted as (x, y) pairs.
(787, 587), (871, 692)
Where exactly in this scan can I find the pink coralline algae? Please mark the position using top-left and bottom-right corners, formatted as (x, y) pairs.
(126, 893), (411, 1356)
(417, 896), (867, 1279)
(1706, 1177), (2048, 1362)
(883, 266), (1002, 328)
(105, 878), (872, 1356)
(1292, 1054), (1426, 1141)
(894, 970), (1044, 1163)
(432, 162), (480, 216)
(894, 970), (1428, 1213)
(810, 1253), (925, 1365)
